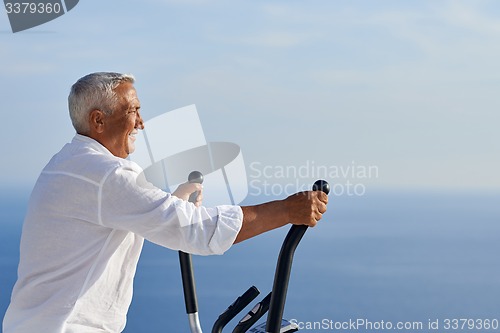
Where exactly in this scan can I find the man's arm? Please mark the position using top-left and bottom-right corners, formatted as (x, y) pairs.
(235, 191), (328, 243)
(172, 182), (329, 244)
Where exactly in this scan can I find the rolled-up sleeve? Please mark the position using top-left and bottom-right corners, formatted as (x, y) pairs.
(208, 205), (243, 254)
(98, 163), (243, 255)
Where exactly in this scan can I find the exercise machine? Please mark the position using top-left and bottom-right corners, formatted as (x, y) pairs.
(179, 171), (330, 333)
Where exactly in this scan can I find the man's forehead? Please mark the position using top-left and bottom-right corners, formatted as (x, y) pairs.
(115, 81), (135, 93)
(116, 82), (139, 100)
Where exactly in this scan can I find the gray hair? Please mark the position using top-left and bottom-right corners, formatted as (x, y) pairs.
(68, 72), (135, 134)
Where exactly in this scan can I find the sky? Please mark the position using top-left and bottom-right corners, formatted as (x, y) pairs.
(1, 0), (499, 194)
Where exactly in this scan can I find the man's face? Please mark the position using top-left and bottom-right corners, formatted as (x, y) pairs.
(101, 82), (144, 158)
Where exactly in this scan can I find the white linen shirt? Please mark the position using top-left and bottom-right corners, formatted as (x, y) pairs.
(3, 134), (243, 333)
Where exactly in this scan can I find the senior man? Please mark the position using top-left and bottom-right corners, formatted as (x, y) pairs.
(3, 72), (328, 333)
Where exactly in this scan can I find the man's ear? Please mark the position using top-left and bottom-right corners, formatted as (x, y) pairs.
(89, 109), (105, 134)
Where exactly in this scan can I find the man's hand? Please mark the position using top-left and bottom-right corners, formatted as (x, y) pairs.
(283, 190), (328, 227)
(237, 190), (329, 243)
(172, 182), (203, 207)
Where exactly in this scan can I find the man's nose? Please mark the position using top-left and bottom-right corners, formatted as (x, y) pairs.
(136, 111), (145, 130)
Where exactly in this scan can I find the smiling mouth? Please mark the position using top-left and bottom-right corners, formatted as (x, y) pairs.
(129, 130), (138, 141)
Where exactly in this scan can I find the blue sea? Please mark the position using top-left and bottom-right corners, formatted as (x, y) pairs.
(1, 189), (499, 332)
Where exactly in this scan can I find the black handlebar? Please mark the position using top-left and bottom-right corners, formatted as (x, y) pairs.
(179, 251), (198, 314)
(266, 180), (330, 333)
(179, 171), (205, 315)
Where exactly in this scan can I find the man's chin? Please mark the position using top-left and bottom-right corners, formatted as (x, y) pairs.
(127, 143), (136, 155)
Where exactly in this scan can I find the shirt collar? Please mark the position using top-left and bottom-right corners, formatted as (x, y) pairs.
(72, 134), (115, 157)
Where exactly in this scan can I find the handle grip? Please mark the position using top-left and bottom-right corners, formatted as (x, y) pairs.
(188, 170), (204, 202)
(212, 286), (260, 333)
(232, 292), (272, 333)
